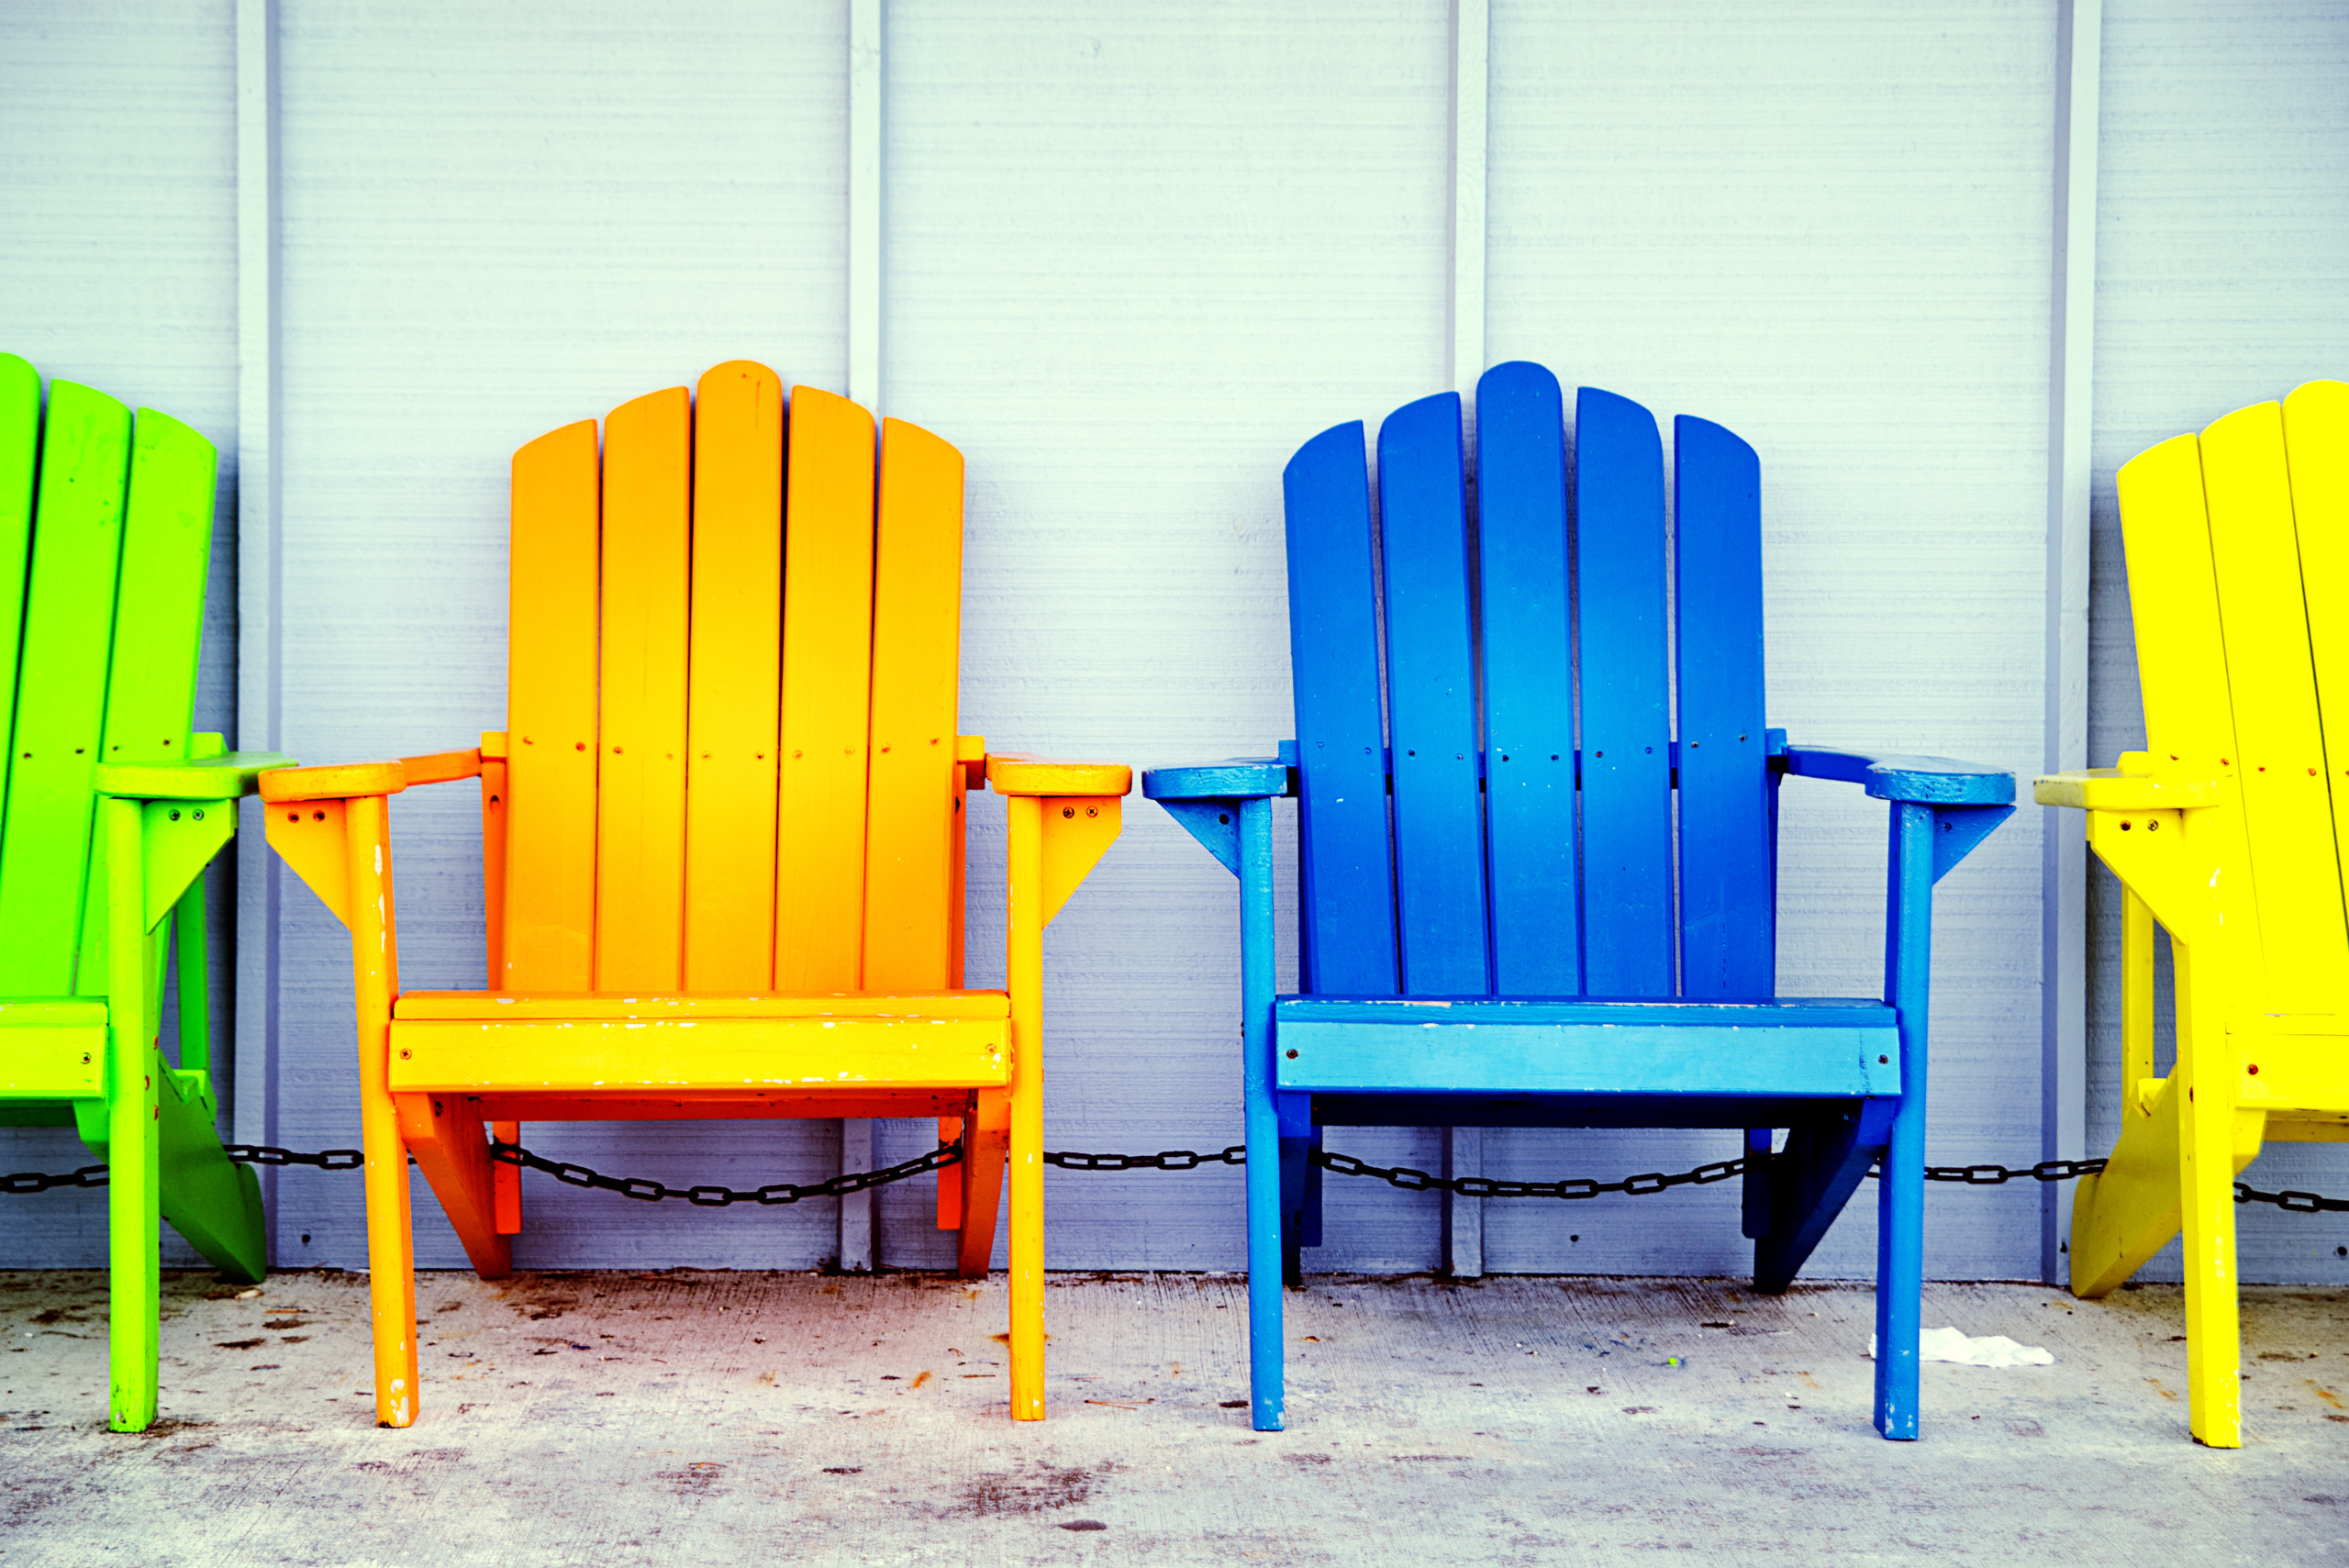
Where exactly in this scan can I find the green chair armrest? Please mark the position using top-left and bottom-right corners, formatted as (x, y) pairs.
(95, 751), (299, 800)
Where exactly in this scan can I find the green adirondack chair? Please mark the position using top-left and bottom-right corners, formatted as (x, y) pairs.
(0, 354), (294, 1431)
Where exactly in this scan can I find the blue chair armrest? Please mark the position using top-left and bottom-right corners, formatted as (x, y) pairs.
(1141, 758), (1295, 800)
(1779, 747), (2015, 806)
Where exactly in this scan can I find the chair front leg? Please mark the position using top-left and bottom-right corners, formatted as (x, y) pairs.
(1874, 801), (1935, 1441)
(1235, 796), (1285, 1429)
(103, 798), (161, 1432)
(2173, 936), (2243, 1448)
(1005, 795), (1047, 1421)
(345, 795), (418, 1427)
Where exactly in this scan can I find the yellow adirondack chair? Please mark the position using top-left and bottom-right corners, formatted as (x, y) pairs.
(260, 362), (1128, 1428)
(2036, 379), (2349, 1448)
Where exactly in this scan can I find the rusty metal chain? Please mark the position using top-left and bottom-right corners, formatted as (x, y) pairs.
(2235, 1180), (2349, 1215)
(1868, 1157), (2110, 1186)
(12, 1143), (2349, 1223)
(1312, 1149), (1750, 1200)
(224, 1143), (364, 1170)
(1046, 1145), (1246, 1173)
(485, 1139), (963, 1207)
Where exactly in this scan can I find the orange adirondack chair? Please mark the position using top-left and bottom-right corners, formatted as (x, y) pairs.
(261, 362), (1128, 1427)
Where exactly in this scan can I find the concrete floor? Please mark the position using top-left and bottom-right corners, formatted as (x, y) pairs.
(1, 1269), (2344, 1566)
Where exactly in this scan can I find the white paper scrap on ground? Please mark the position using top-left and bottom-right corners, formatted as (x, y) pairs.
(1866, 1327), (2054, 1367)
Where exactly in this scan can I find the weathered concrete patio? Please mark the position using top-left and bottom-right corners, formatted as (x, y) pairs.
(3, 1269), (2344, 1566)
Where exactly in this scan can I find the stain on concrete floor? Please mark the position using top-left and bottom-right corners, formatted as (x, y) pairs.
(0, 1270), (2344, 1565)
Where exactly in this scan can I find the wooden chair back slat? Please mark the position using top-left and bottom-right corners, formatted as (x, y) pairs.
(502, 420), (601, 991)
(0, 382), (133, 995)
(2287, 382), (2349, 938)
(1573, 387), (1675, 997)
(681, 361), (785, 990)
(1475, 362), (1579, 995)
(1673, 415), (1775, 998)
(594, 387), (692, 992)
(100, 409), (217, 771)
(1377, 392), (1490, 995)
(0, 356), (40, 828)
(775, 387), (878, 993)
(863, 417), (966, 991)
(2199, 402), (2349, 1009)
(1284, 421), (1400, 995)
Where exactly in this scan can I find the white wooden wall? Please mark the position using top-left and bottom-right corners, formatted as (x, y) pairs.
(4, 1), (2343, 1284)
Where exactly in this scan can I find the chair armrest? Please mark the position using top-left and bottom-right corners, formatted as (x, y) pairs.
(1779, 746), (2015, 805)
(1141, 758), (1294, 800)
(2032, 765), (2221, 810)
(95, 751), (299, 800)
(985, 753), (1133, 796)
(258, 748), (484, 804)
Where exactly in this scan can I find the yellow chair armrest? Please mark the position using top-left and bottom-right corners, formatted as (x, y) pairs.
(985, 753), (1134, 797)
(2032, 767), (2221, 810)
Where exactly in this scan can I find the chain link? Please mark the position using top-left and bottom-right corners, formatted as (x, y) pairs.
(223, 1144), (364, 1170)
(2236, 1180), (2349, 1215)
(2, 1164), (107, 1195)
(1866, 1157), (2111, 1186)
(1046, 1145), (1246, 1173)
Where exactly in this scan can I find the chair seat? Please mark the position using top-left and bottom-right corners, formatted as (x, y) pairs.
(387, 989), (1011, 1094)
(2206, 1017), (2349, 1117)
(1273, 995), (1900, 1099)
(0, 999), (110, 1098)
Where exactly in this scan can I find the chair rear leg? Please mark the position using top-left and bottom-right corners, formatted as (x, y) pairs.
(957, 1091), (1010, 1278)
(2069, 1078), (2188, 1298)
(155, 1051), (266, 1284)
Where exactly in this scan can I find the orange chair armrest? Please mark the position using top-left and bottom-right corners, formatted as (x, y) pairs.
(985, 753), (1133, 797)
(259, 748), (484, 804)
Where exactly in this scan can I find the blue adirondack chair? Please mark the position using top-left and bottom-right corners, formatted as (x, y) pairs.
(1144, 362), (2014, 1440)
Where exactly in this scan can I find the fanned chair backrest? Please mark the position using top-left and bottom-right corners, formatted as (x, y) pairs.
(498, 361), (967, 995)
(2116, 379), (2349, 1014)
(0, 354), (217, 998)
(1283, 361), (1771, 1000)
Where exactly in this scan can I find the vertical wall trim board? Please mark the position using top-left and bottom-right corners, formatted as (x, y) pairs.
(841, 0), (885, 1273)
(1442, 0), (1489, 1275)
(234, 0), (284, 1259)
(2043, 0), (2100, 1285)
(849, 0), (884, 417)
(1447, 0), (1488, 401)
